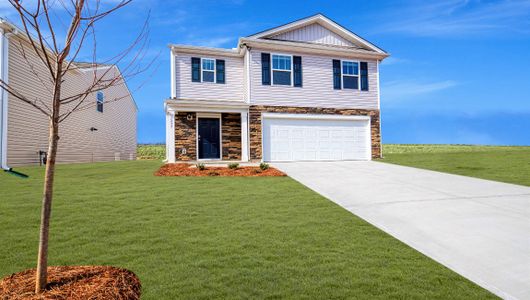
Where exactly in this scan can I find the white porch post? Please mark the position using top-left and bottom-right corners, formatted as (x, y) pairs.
(240, 111), (249, 162)
(166, 109), (176, 163)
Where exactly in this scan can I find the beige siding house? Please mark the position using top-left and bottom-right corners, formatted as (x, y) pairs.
(0, 19), (137, 168)
(165, 14), (388, 163)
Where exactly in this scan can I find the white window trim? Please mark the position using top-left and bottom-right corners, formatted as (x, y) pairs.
(96, 91), (104, 113)
(196, 113), (222, 160)
(341, 60), (360, 90)
(200, 57), (216, 83)
(271, 53), (293, 87)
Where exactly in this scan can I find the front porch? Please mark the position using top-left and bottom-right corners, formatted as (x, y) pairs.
(165, 100), (249, 163)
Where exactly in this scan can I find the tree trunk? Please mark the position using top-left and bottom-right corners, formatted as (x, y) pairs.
(35, 117), (60, 294)
(35, 63), (62, 294)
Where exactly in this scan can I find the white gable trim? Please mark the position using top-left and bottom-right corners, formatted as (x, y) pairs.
(247, 14), (387, 54)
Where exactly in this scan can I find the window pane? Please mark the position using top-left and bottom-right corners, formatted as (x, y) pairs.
(273, 70), (291, 85)
(343, 75), (359, 89)
(273, 56), (279, 69)
(342, 61), (358, 75)
(342, 62), (350, 74)
(203, 71), (214, 82)
(202, 59), (214, 71)
(285, 56), (291, 70)
(272, 55), (291, 70)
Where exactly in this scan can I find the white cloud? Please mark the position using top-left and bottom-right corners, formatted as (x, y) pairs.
(382, 80), (458, 100)
(380, 57), (409, 66)
(453, 129), (497, 145)
(183, 36), (234, 48)
(375, 0), (530, 37)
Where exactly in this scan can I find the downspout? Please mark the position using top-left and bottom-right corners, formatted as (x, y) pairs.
(0, 26), (27, 177)
(0, 27), (9, 171)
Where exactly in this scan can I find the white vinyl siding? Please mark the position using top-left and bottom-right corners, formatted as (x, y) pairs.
(6, 37), (137, 166)
(250, 50), (379, 109)
(175, 53), (244, 101)
(270, 23), (355, 47)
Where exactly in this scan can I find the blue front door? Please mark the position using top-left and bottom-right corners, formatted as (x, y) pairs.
(198, 118), (221, 159)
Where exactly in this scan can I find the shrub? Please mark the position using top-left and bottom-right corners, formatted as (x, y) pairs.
(228, 163), (239, 169)
(196, 163), (206, 170)
(259, 163), (269, 170)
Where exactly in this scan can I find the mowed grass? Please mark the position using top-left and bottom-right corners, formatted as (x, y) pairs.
(380, 144), (530, 186)
(0, 161), (496, 299)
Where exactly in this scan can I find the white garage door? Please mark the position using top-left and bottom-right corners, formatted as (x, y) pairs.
(262, 115), (371, 162)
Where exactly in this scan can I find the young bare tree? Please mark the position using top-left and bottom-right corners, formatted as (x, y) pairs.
(1, 0), (152, 294)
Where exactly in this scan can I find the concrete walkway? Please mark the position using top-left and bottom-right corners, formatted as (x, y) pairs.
(273, 161), (530, 300)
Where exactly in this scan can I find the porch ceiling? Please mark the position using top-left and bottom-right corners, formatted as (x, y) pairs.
(165, 99), (249, 113)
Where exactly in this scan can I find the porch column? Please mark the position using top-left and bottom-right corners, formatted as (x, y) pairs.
(166, 109), (175, 163)
(240, 111), (249, 162)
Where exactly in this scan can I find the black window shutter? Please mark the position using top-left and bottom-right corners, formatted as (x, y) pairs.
(191, 57), (201, 82)
(261, 53), (271, 85)
(332, 59), (341, 89)
(360, 62), (368, 91)
(293, 56), (302, 87)
(216, 59), (225, 84)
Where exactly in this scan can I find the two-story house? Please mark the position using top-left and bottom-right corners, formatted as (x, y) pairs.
(164, 14), (388, 163)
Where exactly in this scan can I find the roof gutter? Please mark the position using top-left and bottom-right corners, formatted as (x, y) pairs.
(238, 38), (389, 60)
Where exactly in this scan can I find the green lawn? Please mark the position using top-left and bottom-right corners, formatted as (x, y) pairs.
(380, 144), (530, 186)
(1, 160), (495, 299)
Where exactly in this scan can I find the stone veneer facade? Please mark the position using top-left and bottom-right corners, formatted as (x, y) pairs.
(174, 106), (381, 161)
(174, 112), (241, 161)
(249, 105), (381, 160)
(221, 113), (242, 160)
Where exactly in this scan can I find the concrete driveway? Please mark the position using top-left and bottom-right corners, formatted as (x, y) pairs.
(273, 161), (530, 300)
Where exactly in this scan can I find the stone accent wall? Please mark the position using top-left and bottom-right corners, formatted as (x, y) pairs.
(221, 113), (242, 160)
(174, 112), (242, 161)
(175, 112), (196, 161)
(249, 105), (381, 160)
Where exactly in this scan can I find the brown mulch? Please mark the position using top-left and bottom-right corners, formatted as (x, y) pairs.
(0, 266), (141, 300)
(155, 163), (286, 177)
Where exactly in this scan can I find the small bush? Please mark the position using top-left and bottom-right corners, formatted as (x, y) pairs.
(228, 163), (239, 169)
(196, 163), (206, 170)
(259, 163), (269, 170)
(208, 171), (220, 176)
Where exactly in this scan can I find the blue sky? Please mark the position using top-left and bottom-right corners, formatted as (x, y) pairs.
(2, 0), (530, 145)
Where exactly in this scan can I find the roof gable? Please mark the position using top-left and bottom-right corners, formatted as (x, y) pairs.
(247, 14), (386, 54)
(270, 23), (355, 47)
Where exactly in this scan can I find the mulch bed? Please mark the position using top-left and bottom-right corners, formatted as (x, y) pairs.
(0, 266), (141, 300)
(155, 163), (286, 177)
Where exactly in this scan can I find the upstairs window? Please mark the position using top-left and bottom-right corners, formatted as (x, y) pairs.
(201, 58), (215, 82)
(272, 54), (292, 86)
(342, 61), (359, 90)
(96, 91), (104, 113)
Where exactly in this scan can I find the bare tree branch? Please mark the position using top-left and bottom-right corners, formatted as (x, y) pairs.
(1, 1), (154, 293)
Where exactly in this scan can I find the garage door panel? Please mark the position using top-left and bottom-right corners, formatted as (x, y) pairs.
(263, 116), (370, 162)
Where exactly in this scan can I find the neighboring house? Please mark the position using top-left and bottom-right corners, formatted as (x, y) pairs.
(0, 19), (137, 168)
(165, 14), (389, 163)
